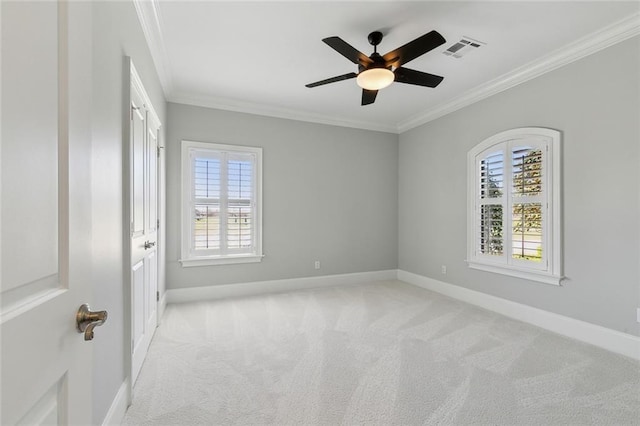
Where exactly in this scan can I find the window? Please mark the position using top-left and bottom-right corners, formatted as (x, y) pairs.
(467, 128), (562, 285)
(180, 141), (262, 267)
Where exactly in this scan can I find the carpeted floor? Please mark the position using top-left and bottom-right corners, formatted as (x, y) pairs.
(123, 280), (640, 425)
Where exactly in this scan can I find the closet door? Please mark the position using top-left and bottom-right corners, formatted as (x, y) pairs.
(129, 65), (160, 384)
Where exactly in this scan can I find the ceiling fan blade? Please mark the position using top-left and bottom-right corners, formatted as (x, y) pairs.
(323, 37), (373, 65)
(383, 30), (446, 68)
(361, 89), (378, 106)
(305, 72), (357, 88)
(394, 67), (444, 88)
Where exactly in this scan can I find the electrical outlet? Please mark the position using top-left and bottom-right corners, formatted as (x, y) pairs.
(441, 265), (447, 274)
(314, 260), (321, 270)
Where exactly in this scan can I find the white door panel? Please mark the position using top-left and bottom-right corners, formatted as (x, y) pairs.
(132, 259), (145, 352)
(146, 250), (158, 329)
(131, 89), (146, 238)
(129, 65), (161, 384)
(1, 1), (93, 424)
(147, 120), (158, 234)
(1, 0), (59, 297)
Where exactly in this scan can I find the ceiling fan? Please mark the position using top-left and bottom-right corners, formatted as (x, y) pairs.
(306, 30), (446, 106)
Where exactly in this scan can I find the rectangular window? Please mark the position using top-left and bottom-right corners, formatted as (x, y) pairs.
(467, 128), (561, 285)
(181, 141), (262, 267)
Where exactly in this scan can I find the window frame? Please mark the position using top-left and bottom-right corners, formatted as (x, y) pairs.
(180, 140), (263, 267)
(466, 128), (562, 285)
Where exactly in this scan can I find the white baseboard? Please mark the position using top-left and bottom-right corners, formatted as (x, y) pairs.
(166, 269), (397, 304)
(397, 270), (640, 361)
(101, 378), (130, 426)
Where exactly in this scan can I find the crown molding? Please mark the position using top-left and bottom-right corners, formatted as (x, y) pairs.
(168, 92), (399, 134)
(132, 0), (173, 96)
(397, 11), (640, 133)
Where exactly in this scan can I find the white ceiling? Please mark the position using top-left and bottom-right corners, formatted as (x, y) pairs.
(138, 1), (640, 133)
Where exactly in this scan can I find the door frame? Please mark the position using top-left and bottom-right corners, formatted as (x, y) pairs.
(122, 57), (165, 403)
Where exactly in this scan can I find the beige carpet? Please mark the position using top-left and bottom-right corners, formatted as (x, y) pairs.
(123, 280), (640, 425)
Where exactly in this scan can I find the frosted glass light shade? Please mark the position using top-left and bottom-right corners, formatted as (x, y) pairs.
(356, 68), (394, 90)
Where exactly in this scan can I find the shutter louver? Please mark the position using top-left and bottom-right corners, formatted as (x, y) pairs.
(480, 152), (503, 199)
(512, 148), (542, 197)
(480, 204), (503, 255)
(512, 203), (542, 261)
(194, 205), (220, 249)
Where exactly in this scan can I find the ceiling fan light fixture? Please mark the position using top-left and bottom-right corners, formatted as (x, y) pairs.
(356, 68), (394, 90)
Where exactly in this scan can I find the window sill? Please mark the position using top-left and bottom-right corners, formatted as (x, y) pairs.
(467, 260), (563, 286)
(180, 254), (264, 268)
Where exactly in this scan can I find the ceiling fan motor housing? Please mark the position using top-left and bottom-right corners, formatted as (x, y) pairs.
(359, 52), (390, 72)
(368, 31), (384, 47)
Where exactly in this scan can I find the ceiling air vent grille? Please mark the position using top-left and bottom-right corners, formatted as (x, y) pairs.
(443, 37), (485, 58)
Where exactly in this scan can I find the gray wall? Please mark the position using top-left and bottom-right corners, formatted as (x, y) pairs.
(166, 103), (398, 289)
(399, 36), (640, 336)
(91, 1), (166, 423)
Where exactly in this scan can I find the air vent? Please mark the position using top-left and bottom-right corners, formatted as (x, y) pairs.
(443, 37), (485, 58)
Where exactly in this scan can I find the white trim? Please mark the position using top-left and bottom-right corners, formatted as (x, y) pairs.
(166, 270), (397, 304)
(179, 254), (263, 267)
(130, 63), (161, 129)
(100, 379), (130, 426)
(132, 0), (172, 96)
(467, 261), (562, 286)
(168, 94), (398, 134)
(397, 12), (640, 132)
(397, 270), (640, 361)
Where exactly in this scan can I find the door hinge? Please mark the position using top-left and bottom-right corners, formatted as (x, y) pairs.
(157, 146), (160, 158)
(156, 291), (160, 302)
(157, 219), (160, 228)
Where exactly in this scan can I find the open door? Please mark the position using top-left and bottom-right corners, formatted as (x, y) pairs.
(1, 1), (97, 424)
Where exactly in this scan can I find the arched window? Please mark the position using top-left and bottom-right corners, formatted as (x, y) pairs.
(467, 128), (562, 285)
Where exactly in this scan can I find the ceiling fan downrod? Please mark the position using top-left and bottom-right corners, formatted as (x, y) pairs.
(368, 31), (384, 53)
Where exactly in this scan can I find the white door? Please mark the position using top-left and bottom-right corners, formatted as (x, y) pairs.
(1, 1), (95, 424)
(129, 66), (160, 383)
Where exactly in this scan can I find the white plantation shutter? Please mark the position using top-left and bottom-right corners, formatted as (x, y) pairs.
(467, 128), (561, 285)
(181, 141), (262, 266)
(510, 146), (544, 264)
(194, 156), (221, 250)
(478, 151), (504, 257)
(226, 156), (254, 250)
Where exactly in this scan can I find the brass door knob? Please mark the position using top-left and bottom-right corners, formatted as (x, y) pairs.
(76, 304), (108, 341)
